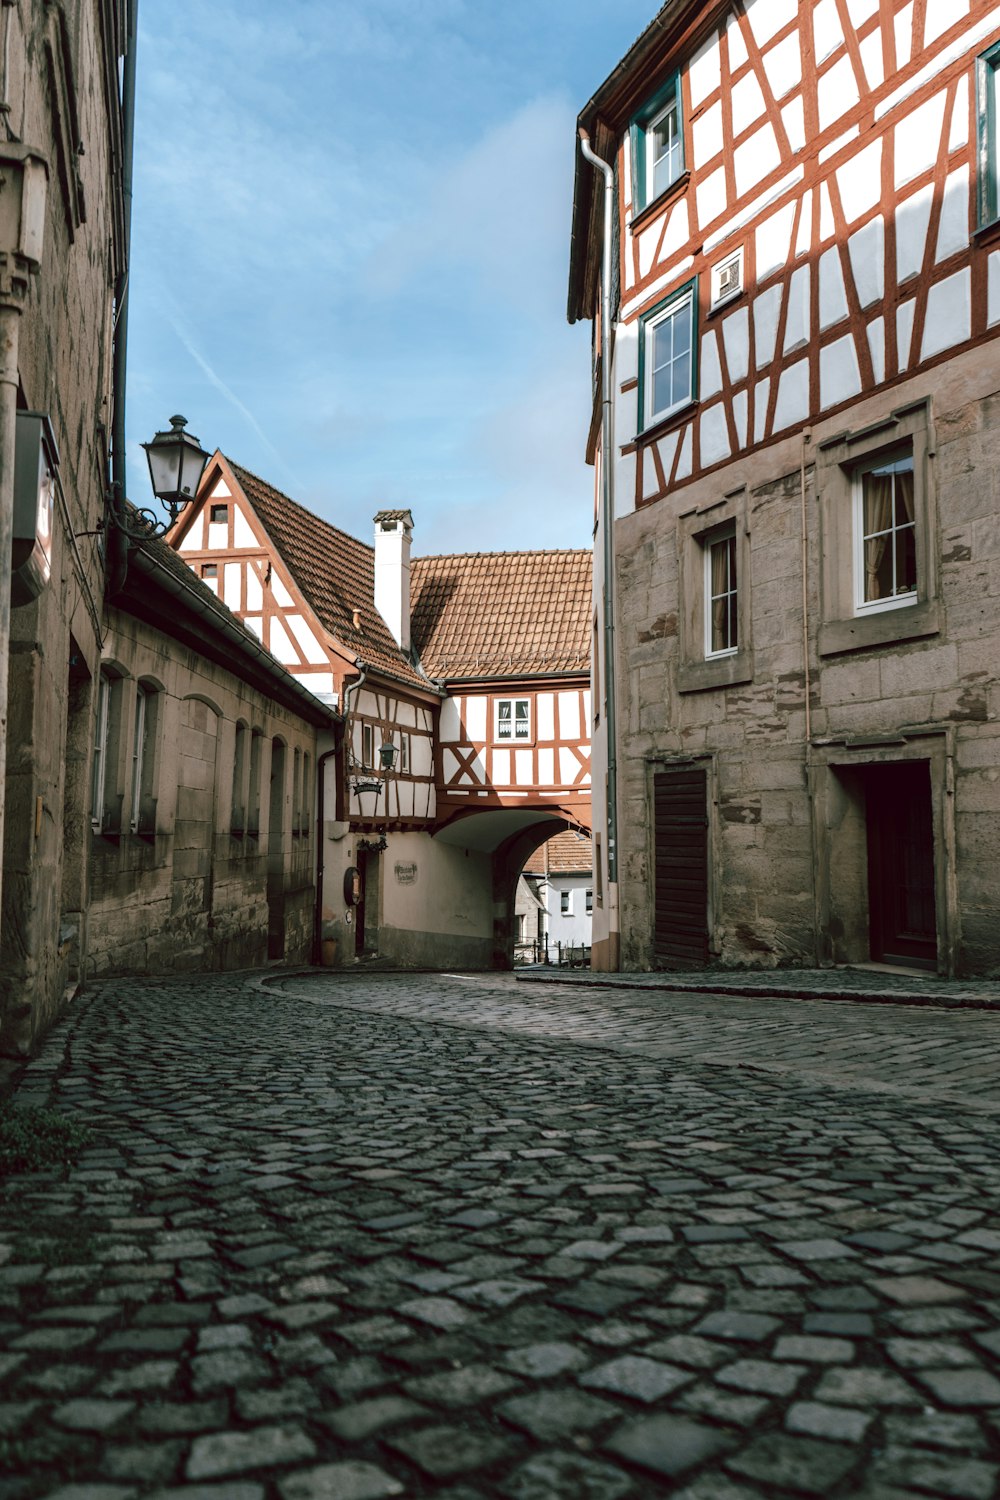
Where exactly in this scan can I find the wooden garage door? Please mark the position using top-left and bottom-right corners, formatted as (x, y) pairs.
(653, 768), (709, 968)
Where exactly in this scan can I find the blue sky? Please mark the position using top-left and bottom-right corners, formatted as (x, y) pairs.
(126, 0), (655, 556)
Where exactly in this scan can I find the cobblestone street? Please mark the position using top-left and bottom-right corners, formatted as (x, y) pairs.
(3, 971), (1000, 1499)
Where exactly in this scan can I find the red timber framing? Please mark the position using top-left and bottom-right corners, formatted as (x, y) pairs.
(436, 677), (592, 831)
(574, 0), (1000, 507)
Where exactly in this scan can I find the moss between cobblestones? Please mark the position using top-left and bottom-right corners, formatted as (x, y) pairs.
(0, 1099), (93, 1176)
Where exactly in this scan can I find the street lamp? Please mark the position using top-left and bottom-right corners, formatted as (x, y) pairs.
(141, 415), (211, 530)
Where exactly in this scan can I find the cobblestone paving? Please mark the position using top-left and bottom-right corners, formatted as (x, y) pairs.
(1, 970), (999, 1499)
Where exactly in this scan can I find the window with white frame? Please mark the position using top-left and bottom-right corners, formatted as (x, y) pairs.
(640, 282), (696, 430)
(585, 888), (593, 915)
(398, 733), (410, 773)
(560, 890), (570, 915)
(495, 698), (530, 742)
(853, 452), (916, 615)
(630, 75), (684, 213)
(705, 527), (738, 657)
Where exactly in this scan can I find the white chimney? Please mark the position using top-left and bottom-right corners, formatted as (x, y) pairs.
(373, 509), (413, 652)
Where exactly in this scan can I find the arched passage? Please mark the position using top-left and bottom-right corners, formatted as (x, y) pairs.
(433, 807), (591, 971)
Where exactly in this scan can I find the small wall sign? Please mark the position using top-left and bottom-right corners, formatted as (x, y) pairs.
(395, 862), (417, 885)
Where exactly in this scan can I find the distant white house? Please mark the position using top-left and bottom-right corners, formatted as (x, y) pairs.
(515, 831), (592, 964)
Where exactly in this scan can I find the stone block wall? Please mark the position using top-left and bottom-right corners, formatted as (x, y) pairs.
(85, 605), (319, 982)
(614, 342), (1000, 977)
(0, 3), (125, 1054)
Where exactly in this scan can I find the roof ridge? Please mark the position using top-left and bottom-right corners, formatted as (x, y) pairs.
(412, 548), (592, 563)
(227, 458), (374, 558)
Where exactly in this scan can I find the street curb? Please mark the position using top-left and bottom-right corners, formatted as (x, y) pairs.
(514, 969), (1000, 1012)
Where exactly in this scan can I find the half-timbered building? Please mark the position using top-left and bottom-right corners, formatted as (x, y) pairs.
(570, 0), (1000, 976)
(170, 463), (591, 969)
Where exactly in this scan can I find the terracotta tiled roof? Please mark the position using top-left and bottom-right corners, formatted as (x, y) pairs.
(228, 462), (430, 692)
(410, 550), (592, 680)
(524, 830), (593, 876)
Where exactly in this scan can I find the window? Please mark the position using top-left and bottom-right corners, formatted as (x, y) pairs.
(977, 41), (1000, 226)
(705, 528), (738, 657)
(361, 722), (374, 769)
(630, 75), (684, 213)
(292, 746), (302, 836)
(231, 721), (247, 836)
(560, 890), (571, 915)
(209, 504), (228, 525)
(248, 729), (263, 838)
(815, 401), (939, 658)
(595, 833), (603, 908)
(495, 698), (531, 742)
(129, 683), (158, 835)
(640, 281), (696, 431)
(302, 753), (311, 841)
(677, 492), (753, 693)
(398, 733), (410, 773)
(853, 453), (916, 614)
(585, 889), (594, 915)
(91, 670), (124, 833)
(201, 563), (218, 579)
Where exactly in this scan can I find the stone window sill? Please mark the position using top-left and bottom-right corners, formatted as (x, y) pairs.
(817, 599), (941, 658)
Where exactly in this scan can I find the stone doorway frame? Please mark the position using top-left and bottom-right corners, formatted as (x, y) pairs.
(809, 727), (959, 976)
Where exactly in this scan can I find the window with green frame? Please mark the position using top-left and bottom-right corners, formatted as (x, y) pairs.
(638, 279), (698, 431)
(977, 40), (1000, 226)
(630, 74), (684, 214)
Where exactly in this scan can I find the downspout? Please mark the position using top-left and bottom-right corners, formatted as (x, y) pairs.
(312, 661), (369, 961)
(107, 0), (138, 595)
(578, 128), (619, 969)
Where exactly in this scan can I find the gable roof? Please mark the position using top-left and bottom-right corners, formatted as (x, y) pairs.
(524, 830), (593, 876)
(115, 524), (336, 728)
(227, 461), (431, 693)
(410, 550), (592, 680)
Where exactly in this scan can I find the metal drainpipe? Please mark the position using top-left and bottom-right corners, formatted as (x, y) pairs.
(107, 0), (138, 594)
(312, 660), (368, 962)
(578, 129), (620, 968)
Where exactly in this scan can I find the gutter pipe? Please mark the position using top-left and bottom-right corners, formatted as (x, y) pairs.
(312, 660), (368, 964)
(578, 130), (620, 933)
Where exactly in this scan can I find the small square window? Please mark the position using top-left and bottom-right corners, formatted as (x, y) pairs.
(201, 563), (218, 579)
(560, 890), (571, 915)
(853, 451), (916, 615)
(630, 76), (685, 214)
(705, 528), (738, 657)
(640, 281), (697, 431)
(495, 698), (531, 742)
(209, 504), (228, 525)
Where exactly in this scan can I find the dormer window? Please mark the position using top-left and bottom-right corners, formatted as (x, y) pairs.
(631, 75), (684, 214)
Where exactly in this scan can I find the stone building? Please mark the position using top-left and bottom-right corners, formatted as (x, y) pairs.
(0, 1), (132, 1053)
(89, 536), (334, 978)
(168, 458), (593, 970)
(0, 6), (336, 1059)
(569, 0), (1000, 976)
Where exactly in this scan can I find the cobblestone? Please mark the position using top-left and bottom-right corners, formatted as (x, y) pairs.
(3, 968), (1000, 1497)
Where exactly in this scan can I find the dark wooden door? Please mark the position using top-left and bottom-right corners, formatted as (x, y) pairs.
(866, 761), (937, 970)
(653, 768), (709, 968)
